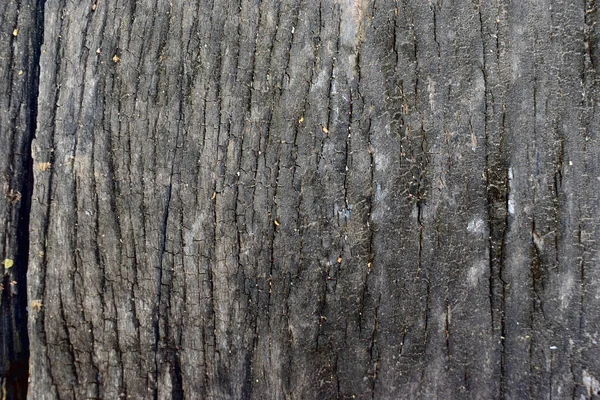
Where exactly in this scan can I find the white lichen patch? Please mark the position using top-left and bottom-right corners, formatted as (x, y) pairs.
(507, 167), (515, 215)
(467, 217), (485, 234)
(468, 260), (487, 287)
(559, 272), (574, 310)
(372, 146), (390, 171)
(582, 370), (600, 397)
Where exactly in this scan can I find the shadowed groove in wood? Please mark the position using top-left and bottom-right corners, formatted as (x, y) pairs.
(0, 1), (45, 398)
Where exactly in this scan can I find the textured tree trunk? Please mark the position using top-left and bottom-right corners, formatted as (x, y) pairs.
(1, 0), (599, 398)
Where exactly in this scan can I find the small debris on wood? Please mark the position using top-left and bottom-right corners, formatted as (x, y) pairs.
(5, 188), (22, 204)
(3, 259), (14, 269)
(96, 48), (101, 54)
(112, 54), (120, 63)
(337, 257), (342, 263)
(91, 3), (97, 11)
(12, 29), (18, 37)
(38, 162), (51, 171)
(298, 117), (304, 124)
(31, 300), (43, 311)
(274, 220), (280, 226)
(18, 70), (23, 76)
(211, 192), (216, 200)
(322, 126), (329, 134)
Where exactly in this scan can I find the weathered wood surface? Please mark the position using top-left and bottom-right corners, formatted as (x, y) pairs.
(0, 0), (599, 398)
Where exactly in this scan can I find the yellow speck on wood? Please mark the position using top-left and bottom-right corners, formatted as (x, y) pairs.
(39, 251), (44, 258)
(12, 29), (18, 36)
(322, 126), (329, 134)
(31, 300), (43, 311)
(3, 259), (14, 269)
(337, 257), (342, 263)
(18, 70), (23, 76)
(91, 3), (97, 10)
(112, 54), (120, 63)
(211, 192), (216, 200)
(298, 117), (304, 124)
(96, 48), (101, 54)
(274, 220), (280, 226)
(38, 162), (51, 171)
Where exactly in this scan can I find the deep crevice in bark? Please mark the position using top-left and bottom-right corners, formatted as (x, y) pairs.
(2, 2), (46, 399)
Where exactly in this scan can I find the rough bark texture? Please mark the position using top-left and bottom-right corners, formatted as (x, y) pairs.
(0, 0), (599, 399)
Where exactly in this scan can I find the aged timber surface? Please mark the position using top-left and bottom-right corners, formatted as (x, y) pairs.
(0, 0), (599, 399)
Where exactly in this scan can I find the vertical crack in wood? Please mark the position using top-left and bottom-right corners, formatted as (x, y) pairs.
(0, 0), (45, 398)
(479, 2), (508, 396)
